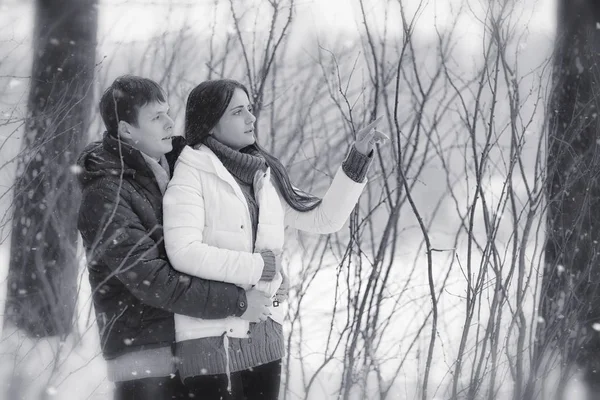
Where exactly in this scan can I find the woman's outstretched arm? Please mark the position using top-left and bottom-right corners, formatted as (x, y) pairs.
(284, 117), (388, 234)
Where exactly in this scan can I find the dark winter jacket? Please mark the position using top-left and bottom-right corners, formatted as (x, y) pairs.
(77, 132), (248, 360)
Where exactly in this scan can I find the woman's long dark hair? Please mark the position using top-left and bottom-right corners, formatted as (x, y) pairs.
(185, 79), (321, 212)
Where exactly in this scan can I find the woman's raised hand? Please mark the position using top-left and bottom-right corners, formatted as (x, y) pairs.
(354, 115), (389, 156)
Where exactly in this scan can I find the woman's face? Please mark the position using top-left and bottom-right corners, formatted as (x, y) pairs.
(211, 88), (256, 150)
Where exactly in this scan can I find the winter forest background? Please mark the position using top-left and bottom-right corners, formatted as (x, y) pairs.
(4, 0), (600, 399)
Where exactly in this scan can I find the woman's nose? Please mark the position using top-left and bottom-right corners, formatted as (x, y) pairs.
(245, 109), (256, 123)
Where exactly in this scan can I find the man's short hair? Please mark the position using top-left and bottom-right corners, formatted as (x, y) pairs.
(99, 75), (166, 136)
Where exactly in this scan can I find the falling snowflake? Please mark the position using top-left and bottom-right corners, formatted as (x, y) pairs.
(575, 56), (584, 74)
(8, 79), (21, 89)
(46, 386), (57, 396)
(226, 24), (236, 36)
(70, 165), (83, 175)
(593, 323), (600, 332)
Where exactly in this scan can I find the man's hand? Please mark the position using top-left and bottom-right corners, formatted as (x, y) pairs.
(240, 289), (271, 322)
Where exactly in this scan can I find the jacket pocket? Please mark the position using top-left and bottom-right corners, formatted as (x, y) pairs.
(210, 229), (248, 250)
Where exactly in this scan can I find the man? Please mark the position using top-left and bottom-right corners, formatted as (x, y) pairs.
(77, 75), (272, 399)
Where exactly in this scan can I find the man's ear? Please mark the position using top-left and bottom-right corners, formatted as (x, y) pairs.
(117, 120), (132, 140)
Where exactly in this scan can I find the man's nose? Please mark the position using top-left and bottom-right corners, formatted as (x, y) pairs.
(165, 115), (174, 129)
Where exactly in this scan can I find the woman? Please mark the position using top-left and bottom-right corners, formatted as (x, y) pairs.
(162, 79), (387, 399)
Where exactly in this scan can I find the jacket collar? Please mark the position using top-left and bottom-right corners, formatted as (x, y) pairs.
(178, 145), (229, 177)
(177, 145), (249, 204)
(102, 132), (186, 178)
(102, 132), (153, 177)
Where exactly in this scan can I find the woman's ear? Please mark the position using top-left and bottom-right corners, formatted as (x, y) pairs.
(117, 120), (132, 140)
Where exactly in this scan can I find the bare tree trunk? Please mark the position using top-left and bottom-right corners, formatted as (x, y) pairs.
(4, 0), (98, 338)
(537, 0), (600, 397)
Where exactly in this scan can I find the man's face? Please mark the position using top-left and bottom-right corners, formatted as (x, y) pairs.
(122, 101), (175, 159)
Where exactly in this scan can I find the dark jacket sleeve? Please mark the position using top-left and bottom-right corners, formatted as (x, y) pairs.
(78, 179), (247, 319)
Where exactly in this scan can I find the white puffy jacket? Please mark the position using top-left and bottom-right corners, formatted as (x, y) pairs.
(163, 144), (367, 343)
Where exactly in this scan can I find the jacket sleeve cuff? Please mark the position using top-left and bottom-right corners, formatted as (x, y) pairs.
(259, 250), (277, 281)
(233, 287), (248, 317)
(342, 145), (372, 183)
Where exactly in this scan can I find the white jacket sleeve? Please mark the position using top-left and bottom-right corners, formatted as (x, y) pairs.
(163, 163), (264, 286)
(284, 166), (367, 234)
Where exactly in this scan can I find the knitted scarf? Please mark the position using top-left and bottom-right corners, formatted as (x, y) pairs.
(202, 136), (267, 183)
